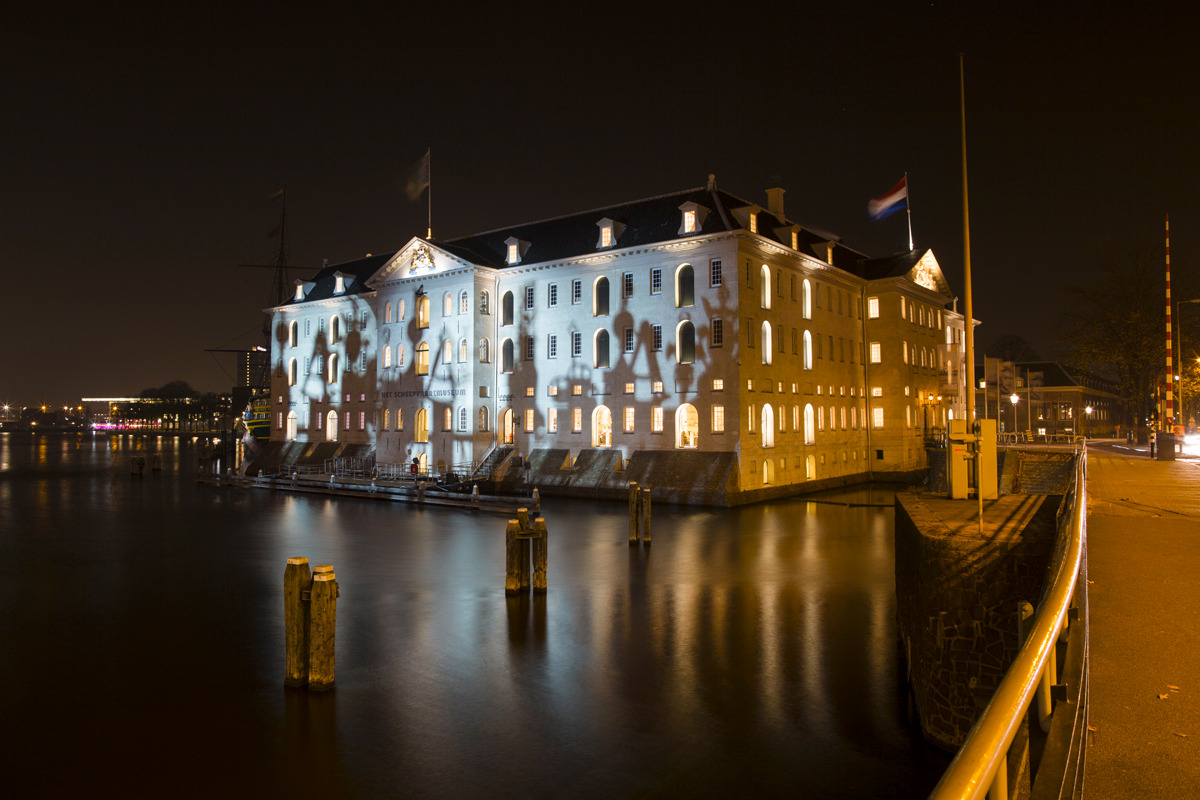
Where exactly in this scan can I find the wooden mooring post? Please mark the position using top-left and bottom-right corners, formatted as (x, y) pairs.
(628, 483), (652, 546)
(283, 558), (339, 690)
(505, 509), (548, 595)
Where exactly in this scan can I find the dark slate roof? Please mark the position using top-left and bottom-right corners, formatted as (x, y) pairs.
(854, 249), (925, 281)
(441, 185), (868, 269)
(283, 251), (394, 306)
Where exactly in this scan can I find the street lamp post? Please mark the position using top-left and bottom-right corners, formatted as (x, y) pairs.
(1086, 405), (1093, 439)
(1010, 392), (1019, 440)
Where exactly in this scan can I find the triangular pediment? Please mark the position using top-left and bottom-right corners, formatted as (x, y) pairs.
(907, 250), (951, 296)
(369, 239), (477, 286)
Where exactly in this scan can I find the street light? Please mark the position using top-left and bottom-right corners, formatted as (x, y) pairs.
(1085, 405), (1093, 439)
(1010, 392), (1019, 439)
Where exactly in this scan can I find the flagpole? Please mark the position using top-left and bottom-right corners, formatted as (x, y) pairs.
(427, 149), (433, 240)
(960, 55), (976, 429)
(905, 172), (914, 251)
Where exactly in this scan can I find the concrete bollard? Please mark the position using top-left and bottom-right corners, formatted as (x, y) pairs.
(308, 565), (339, 691)
(640, 488), (652, 545)
(628, 481), (640, 544)
(532, 517), (548, 593)
(284, 557), (311, 687)
(505, 520), (523, 595)
(532, 487), (540, 512)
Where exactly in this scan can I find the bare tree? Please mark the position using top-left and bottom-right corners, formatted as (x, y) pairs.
(984, 334), (1041, 363)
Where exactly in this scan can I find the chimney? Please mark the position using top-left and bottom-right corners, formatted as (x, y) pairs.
(766, 187), (785, 220)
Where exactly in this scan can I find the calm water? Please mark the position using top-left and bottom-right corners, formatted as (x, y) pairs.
(0, 433), (947, 798)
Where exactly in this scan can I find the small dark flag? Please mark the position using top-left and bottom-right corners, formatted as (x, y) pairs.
(268, 185), (285, 200)
(406, 150), (430, 201)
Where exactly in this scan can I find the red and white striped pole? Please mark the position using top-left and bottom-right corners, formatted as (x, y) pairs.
(1165, 213), (1174, 431)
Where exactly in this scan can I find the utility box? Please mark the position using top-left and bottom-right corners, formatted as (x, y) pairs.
(947, 419), (998, 500)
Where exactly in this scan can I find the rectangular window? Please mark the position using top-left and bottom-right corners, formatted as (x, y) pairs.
(652, 324), (662, 351)
(873, 407), (885, 428)
(870, 342), (881, 363)
(712, 318), (723, 347)
(601, 226), (613, 247)
(652, 380), (663, 393)
(572, 331), (582, 357)
(548, 335), (558, 358)
(868, 297), (879, 318)
(572, 279), (582, 304)
(623, 406), (635, 433)
(525, 286), (535, 310)
(651, 267), (662, 295)
(651, 406), (663, 432)
(683, 209), (696, 232)
(572, 407), (582, 432)
(572, 384), (583, 396)
(710, 259), (722, 287)
(525, 336), (535, 360)
(548, 408), (558, 432)
(624, 382), (635, 394)
(548, 283), (558, 307)
(548, 385), (558, 396)
(344, 413), (351, 431)
(872, 387), (883, 397)
(525, 408), (535, 431)
(525, 387), (535, 397)
(623, 272), (634, 298)
(624, 327), (634, 353)
(712, 379), (724, 391)
(712, 405), (725, 433)
(358, 411), (365, 430)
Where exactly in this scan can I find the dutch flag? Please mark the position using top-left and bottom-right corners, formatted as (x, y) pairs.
(868, 176), (908, 221)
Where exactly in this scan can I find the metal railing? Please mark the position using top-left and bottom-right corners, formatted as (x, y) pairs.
(929, 445), (1089, 800)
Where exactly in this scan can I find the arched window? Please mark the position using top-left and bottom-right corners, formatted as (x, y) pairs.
(443, 292), (453, 316)
(383, 346), (392, 368)
(397, 345), (405, 367)
(593, 277), (610, 316)
(480, 291), (490, 315)
(384, 301), (393, 323)
(676, 320), (696, 364)
(328, 354), (339, 383)
(398, 299), (406, 320)
(502, 339), (514, 373)
(458, 406), (467, 431)
(416, 343), (429, 375)
(396, 409), (404, 431)
(762, 459), (775, 485)
(851, 406), (858, 429)
(502, 291), (514, 325)
(803, 330), (813, 370)
(289, 321), (299, 348)
(443, 339), (452, 363)
(793, 405), (800, 431)
(761, 321), (773, 365)
(761, 404), (775, 448)
(675, 264), (695, 308)
(330, 315), (341, 344)
(804, 404), (815, 444)
(594, 329), (610, 368)
(417, 296), (430, 328)
(801, 279), (812, 319)
(676, 403), (699, 448)
(286, 411), (297, 441)
(479, 338), (490, 363)
(460, 290), (470, 314)
(288, 358), (298, 386)
(760, 265), (771, 309)
(326, 410), (338, 442)
(443, 407), (452, 431)
(806, 454), (816, 480)
(592, 405), (612, 447)
(415, 408), (429, 443)
(459, 338), (468, 362)
(478, 406), (490, 432)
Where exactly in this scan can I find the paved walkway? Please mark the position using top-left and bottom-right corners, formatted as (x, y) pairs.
(1085, 445), (1200, 797)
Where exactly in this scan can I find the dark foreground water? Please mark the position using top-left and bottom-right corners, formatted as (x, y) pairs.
(0, 433), (948, 798)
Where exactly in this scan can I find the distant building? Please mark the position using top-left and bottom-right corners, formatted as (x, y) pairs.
(266, 178), (969, 501)
(975, 360), (1121, 438)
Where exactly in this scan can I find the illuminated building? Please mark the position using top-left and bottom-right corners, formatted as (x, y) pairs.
(267, 178), (968, 500)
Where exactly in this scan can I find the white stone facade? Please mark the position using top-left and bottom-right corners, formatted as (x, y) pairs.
(268, 183), (969, 495)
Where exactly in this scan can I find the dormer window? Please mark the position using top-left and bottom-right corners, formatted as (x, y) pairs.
(295, 284), (304, 301)
(504, 236), (530, 265)
(595, 217), (625, 249)
(333, 272), (349, 294)
(677, 201), (710, 235)
(791, 230), (799, 249)
(749, 212), (758, 234)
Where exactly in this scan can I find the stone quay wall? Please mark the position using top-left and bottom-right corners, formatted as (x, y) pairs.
(894, 492), (1059, 750)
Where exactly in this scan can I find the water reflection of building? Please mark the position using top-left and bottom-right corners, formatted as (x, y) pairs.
(267, 178), (969, 498)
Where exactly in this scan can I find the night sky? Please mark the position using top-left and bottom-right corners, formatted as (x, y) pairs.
(3, 2), (1197, 407)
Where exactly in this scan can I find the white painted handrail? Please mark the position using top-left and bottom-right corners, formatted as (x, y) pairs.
(928, 447), (1087, 800)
